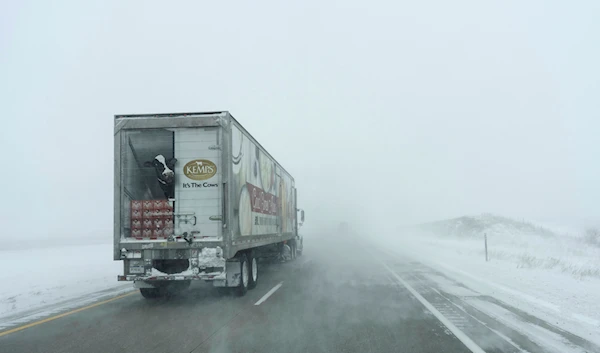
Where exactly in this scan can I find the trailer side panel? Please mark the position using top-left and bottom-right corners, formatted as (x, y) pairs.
(228, 121), (296, 255)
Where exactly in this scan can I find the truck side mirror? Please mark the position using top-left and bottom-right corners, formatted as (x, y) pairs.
(301, 210), (305, 223)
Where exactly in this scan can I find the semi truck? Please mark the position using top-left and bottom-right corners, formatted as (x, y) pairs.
(114, 111), (304, 298)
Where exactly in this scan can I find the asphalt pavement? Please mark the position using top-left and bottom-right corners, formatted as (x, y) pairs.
(0, 236), (597, 353)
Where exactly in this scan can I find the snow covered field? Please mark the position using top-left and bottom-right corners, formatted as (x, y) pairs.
(0, 243), (129, 323)
(418, 214), (600, 278)
(375, 214), (600, 349)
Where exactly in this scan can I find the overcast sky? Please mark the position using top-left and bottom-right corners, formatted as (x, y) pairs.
(1, 0), (598, 240)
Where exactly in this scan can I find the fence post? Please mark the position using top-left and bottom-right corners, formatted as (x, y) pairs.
(484, 233), (488, 262)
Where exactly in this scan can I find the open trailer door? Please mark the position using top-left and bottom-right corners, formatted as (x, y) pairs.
(118, 126), (223, 243)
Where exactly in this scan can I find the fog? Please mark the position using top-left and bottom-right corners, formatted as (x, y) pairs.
(1, 0), (599, 242)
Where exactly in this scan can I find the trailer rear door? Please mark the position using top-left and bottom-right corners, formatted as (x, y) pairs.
(173, 127), (223, 240)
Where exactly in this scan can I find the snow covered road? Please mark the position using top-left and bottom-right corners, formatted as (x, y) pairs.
(1, 236), (598, 353)
(379, 249), (600, 353)
(371, 232), (600, 350)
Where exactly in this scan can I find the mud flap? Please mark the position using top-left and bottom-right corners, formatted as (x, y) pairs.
(217, 258), (241, 287)
(280, 244), (292, 262)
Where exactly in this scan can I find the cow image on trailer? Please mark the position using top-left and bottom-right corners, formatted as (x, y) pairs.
(144, 154), (177, 199)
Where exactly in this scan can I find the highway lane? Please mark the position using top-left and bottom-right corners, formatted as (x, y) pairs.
(195, 246), (471, 353)
(2, 237), (596, 353)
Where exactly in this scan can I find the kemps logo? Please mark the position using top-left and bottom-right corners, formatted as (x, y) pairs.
(183, 159), (217, 180)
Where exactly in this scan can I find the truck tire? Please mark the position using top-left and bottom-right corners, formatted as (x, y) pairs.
(237, 254), (249, 296)
(248, 255), (258, 290)
(140, 288), (162, 299)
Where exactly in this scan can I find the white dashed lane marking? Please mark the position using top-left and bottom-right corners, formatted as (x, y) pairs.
(255, 282), (283, 306)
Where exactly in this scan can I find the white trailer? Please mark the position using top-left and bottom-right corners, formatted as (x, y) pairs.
(114, 112), (304, 298)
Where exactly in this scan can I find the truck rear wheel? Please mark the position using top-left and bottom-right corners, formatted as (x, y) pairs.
(140, 288), (162, 299)
(236, 254), (249, 296)
(248, 256), (258, 289)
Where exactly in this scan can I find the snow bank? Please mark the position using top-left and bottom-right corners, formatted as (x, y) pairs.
(0, 243), (127, 321)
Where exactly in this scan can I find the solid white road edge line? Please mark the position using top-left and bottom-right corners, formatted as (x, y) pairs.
(379, 261), (486, 353)
(254, 282), (283, 306)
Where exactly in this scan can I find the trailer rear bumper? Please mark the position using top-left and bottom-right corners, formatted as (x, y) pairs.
(118, 272), (225, 282)
(118, 253), (242, 288)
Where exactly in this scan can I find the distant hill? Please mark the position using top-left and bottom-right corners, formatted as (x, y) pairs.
(417, 213), (558, 239)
